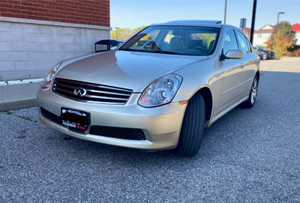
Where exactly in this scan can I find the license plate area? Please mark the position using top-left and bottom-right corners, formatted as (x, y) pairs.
(61, 108), (90, 133)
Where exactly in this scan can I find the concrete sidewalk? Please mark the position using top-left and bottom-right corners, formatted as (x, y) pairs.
(0, 81), (42, 112)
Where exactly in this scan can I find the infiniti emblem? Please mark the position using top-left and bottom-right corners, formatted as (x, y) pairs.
(74, 88), (87, 97)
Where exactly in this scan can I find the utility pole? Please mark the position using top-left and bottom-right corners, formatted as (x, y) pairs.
(274, 12), (285, 53)
(224, 0), (227, 24)
(114, 27), (120, 39)
(250, 0), (257, 44)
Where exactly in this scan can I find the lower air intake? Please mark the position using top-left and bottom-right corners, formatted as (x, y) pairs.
(89, 126), (146, 140)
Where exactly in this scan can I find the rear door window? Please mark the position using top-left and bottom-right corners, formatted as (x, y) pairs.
(222, 29), (238, 55)
(235, 31), (251, 54)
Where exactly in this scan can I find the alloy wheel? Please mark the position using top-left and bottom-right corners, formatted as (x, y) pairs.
(251, 77), (258, 104)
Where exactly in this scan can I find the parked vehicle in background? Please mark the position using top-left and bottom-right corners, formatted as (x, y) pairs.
(95, 39), (124, 52)
(38, 20), (260, 157)
(254, 46), (275, 59)
(253, 46), (267, 60)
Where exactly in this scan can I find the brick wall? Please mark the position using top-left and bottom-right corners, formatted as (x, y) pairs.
(0, 0), (110, 27)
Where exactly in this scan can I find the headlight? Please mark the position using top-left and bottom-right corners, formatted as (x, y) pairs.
(138, 73), (183, 107)
(42, 61), (63, 88)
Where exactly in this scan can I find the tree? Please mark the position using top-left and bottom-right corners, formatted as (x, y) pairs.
(279, 22), (295, 42)
(111, 28), (135, 41)
(110, 26), (147, 41)
(133, 26), (147, 33)
(265, 22), (295, 58)
(275, 31), (293, 57)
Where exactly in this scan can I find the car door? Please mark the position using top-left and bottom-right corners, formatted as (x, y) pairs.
(234, 30), (258, 98)
(215, 29), (246, 115)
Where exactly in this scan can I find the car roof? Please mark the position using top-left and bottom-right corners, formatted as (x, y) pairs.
(150, 20), (224, 28)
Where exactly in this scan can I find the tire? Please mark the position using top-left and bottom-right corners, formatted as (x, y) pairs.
(176, 94), (206, 157)
(241, 75), (259, 108)
(263, 54), (267, 60)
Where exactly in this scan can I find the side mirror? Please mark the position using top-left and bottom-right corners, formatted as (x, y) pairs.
(225, 50), (244, 59)
(117, 42), (124, 49)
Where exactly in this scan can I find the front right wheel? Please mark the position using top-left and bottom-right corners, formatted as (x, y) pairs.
(176, 94), (206, 157)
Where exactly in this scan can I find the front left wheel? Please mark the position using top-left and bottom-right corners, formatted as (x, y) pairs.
(241, 75), (259, 108)
(176, 94), (206, 157)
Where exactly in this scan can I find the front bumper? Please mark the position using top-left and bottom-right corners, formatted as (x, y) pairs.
(37, 88), (187, 150)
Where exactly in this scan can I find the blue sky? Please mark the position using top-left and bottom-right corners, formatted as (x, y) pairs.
(110, 0), (300, 30)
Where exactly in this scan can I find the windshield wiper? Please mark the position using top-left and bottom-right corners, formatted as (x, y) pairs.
(154, 49), (193, 55)
(155, 50), (178, 54)
(120, 49), (152, 53)
(120, 48), (196, 56)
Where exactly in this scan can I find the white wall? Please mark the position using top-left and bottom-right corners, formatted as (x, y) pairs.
(0, 17), (110, 81)
(253, 32), (272, 47)
(295, 31), (300, 45)
(253, 31), (300, 46)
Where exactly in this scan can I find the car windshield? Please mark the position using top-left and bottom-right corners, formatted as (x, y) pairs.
(120, 26), (220, 56)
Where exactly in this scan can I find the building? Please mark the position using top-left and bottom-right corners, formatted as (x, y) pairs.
(242, 25), (274, 47)
(292, 23), (300, 45)
(0, 0), (110, 81)
(242, 23), (300, 47)
(240, 27), (251, 38)
(253, 25), (274, 46)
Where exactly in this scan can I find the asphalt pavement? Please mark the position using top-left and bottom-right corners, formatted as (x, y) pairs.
(0, 59), (299, 202)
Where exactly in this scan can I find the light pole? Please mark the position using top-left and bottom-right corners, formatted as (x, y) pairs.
(114, 27), (120, 39)
(224, 0), (227, 24)
(250, 0), (257, 45)
(274, 12), (285, 53)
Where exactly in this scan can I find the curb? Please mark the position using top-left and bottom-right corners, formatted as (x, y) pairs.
(0, 99), (38, 112)
(0, 78), (43, 86)
(0, 80), (42, 112)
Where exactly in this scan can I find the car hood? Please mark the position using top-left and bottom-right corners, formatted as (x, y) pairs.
(56, 50), (208, 92)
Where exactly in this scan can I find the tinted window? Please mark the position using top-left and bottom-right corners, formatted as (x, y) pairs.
(235, 31), (250, 54)
(121, 26), (220, 56)
(222, 29), (238, 55)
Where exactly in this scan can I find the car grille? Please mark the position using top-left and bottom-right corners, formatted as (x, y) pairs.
(52, 78), (133, 105)
(89, 126), (146, 140)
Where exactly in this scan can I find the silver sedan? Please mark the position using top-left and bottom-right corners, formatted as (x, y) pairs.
(38, 20), (260, 156)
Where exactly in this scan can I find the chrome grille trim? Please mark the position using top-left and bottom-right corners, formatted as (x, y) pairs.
(88, 89), (131, 97)
(52, 78), (133, 104)
(85, 95), (129, 101)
